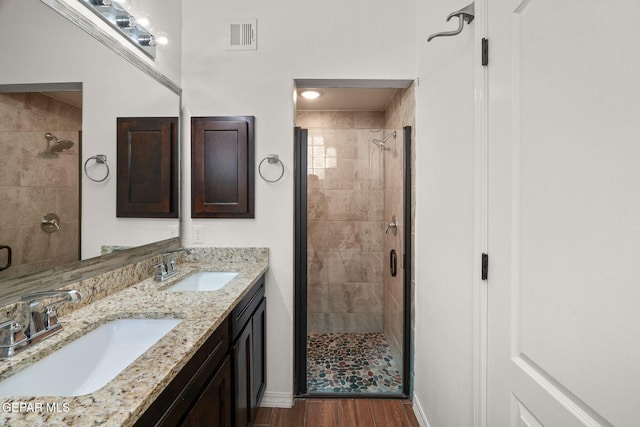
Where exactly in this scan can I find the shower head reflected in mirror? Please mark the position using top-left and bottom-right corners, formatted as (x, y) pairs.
(44, 132), (74, 156)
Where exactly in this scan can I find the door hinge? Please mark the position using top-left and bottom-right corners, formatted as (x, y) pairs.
(481, 253), (489, 280)
(482, 38), (489, 66)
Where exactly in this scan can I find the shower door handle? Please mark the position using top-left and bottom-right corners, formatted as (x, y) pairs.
(0, 246), (11, 272)
(390, 249), (397, 277)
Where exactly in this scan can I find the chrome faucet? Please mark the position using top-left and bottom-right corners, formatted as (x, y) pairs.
(154, 248), (194, 282)
(0, 289), (82, 358)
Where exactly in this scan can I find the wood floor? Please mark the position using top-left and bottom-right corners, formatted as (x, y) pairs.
(255, 399), (420, 427)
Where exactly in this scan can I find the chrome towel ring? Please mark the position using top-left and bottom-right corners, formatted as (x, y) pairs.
(84, 154), (110, 182)
(258, 154), (285, 183)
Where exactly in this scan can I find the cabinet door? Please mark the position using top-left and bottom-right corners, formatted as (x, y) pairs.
(232, 321), (252, 427)
(181, 356), (232, 427)
(116, 117), (178, 217)
(251, 298), (266, 421)
(191, 116), (255, 218)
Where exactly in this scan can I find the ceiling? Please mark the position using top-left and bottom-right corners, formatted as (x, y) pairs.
(296, 87), (398, 111)
(42, 91), (83, 108)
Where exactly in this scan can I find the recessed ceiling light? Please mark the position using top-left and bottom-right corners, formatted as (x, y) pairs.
(300, 90), (322, 100)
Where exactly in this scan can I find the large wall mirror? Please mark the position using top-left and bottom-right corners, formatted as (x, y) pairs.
(0, 0), (181, 300)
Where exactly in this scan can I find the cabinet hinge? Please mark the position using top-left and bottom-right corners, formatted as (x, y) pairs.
(481, 253), (489, 280)
(482, 38), (489, 66)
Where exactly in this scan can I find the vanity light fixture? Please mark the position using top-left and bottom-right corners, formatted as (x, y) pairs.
(79, 0), (157, 59)
(300, 90), (322, 100)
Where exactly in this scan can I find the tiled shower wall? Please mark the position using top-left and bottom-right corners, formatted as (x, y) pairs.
(383, 85), (415, 362)
(297, 111), (386, 333)
(0, 93), (81, 280)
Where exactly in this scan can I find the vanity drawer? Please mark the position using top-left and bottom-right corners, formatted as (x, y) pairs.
(135, 317), (229, 427)
(230, 275), (265, 342)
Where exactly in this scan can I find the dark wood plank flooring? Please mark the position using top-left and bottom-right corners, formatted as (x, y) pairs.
(255, 399), (420, 427)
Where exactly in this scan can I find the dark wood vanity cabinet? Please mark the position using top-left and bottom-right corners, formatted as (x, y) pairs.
(230, 276), (266, 427)
(181, 356), (232, 427)
(135, 275), (266, 427)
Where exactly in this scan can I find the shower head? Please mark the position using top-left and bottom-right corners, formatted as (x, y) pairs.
(371, 139), (391, 151)
(371, 131), (397, 151)
(45, 132), (74, 153)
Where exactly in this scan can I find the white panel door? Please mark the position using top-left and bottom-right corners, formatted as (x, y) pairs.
(487, 0), (640, 426)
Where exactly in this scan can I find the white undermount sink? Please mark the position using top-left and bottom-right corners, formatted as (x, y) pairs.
(0, 318), (181, 397)
(166, 271), (238, 292)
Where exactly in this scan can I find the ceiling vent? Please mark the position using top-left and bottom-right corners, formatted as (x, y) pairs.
(226, 20), (257, 50)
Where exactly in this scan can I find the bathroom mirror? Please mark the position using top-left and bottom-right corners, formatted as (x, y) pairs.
(0, 1), (181, 293)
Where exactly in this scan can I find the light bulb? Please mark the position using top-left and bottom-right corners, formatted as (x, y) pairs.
(300, 90), (322, 100)
(134, 11), (153, 31)
(112, 0), (131, 11)
(154, 31), (171, 49)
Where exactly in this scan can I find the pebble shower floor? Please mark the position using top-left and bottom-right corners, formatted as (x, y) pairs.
(307, 332), (403, 393)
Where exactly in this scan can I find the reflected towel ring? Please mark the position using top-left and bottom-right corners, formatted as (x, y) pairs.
(258, 154), (285, 183)
(84, 154), (110, 182)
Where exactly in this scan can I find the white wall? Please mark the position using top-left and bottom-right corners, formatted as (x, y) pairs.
(0, 0), (180, 259)
(181, 0), (416, 404)
(413, 0), (477, 425)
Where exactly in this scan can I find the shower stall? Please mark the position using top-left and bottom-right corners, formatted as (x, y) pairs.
(295, 85), (414, 396)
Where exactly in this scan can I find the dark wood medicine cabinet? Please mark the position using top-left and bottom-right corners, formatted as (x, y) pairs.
(191, 116), (255, 218)
(116, 117), (179, 218)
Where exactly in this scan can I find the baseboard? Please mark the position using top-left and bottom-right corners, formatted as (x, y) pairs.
(412, 393), (432, 427)
(259, 391), (294, 408)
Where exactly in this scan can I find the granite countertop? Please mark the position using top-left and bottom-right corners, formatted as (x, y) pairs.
(0, 254), (268, 426)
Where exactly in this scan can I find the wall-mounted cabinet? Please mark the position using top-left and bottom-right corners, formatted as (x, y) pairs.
(191, 116), (255, 218)
(117, 117), (179, 218)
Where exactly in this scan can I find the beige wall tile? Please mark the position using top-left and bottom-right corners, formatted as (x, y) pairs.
(0, 103), (18, 131)
(328, 282), (383, 314)
(324, 313), (382, 333)
(303, 105), (412, 334)
(50, 221), (79, 258)
(20, 224), (50, 264)
(0, 132), (22, 186)
(56, 188), (80, 224)
(0, 93), (81, 275)
(308, 281), (331, 313)
(321, 159), (356, 190)
(353, 111), (385, 129)
(308, 313), (326, 332)
(0, 187), (22, 228)
(324, 129), (357, 159)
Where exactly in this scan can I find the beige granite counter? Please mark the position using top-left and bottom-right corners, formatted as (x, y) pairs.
(0, 248), (268, 426)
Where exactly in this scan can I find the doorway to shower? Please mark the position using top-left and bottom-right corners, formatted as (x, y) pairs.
(294, 80), (414, 397)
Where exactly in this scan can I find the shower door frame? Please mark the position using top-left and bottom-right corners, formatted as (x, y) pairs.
(294, 125), (413, 399)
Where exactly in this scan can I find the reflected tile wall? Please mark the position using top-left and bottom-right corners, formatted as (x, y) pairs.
(0, 93), (81, 279)
(299, 111), (385, 333)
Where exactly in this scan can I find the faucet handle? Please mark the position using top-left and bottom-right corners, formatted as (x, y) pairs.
(44, 306), (60, 329)
(164, 255), (177, 273)
(0, 320), (27, 351)
(154, 263), (167, 280)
